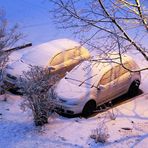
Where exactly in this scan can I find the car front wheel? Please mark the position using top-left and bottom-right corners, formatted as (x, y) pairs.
(128, 80), (140, 97)
(82, 100), (96, 117)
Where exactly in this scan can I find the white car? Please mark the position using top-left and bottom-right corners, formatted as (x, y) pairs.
(4, 38), (90, 89)
(55, 53), (141, 116)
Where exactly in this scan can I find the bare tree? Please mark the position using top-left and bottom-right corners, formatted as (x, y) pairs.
(0, 9), (21, 94)
(18, 66), (60, 126)
(50, 0), (148, 70)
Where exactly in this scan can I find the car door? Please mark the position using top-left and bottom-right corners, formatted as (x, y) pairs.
(95, 68), (117, 105)
(113, 63), (132, 96)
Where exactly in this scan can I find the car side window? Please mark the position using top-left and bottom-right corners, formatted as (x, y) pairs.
(50, 52), (64, 66)
(64, 49), (76, 61)
(113, 63), (130, 79)
(100, 69), (113, 85)
(112, 65), (120, 79)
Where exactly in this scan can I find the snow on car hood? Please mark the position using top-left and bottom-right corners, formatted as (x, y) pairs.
(21, 48), (51, 67)
(65, 61), (100, 87)
(56, 78), (91, 103)
(5, 60), (31, 78)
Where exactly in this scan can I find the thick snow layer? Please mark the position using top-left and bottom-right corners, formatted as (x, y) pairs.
(65, 61), (100, 87)
(0, 52), (148, 148)
(6, 60), (30, 77)
(0, 93), (148, 148)
(9, 38), (81, 66)
(21, 38), (81, 66)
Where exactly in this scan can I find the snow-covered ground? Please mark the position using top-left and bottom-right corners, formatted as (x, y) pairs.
(0, 90), (148, 148)
(0, 52), (148, 148)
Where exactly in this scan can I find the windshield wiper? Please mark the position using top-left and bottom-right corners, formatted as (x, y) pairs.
(65, 77), (82, 83)
(78, 74), (98, 87)
(65, 76), (98, 89)
(20, 59), (24, 63)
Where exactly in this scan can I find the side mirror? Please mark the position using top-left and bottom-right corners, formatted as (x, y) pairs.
(48, 66), (55, 71)
(97, 85), (104, 90)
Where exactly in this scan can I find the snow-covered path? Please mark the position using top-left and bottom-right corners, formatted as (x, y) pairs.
(0, 91), (148, 148)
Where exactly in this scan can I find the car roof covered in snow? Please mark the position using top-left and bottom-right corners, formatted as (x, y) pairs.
(21, 38), (84, 67)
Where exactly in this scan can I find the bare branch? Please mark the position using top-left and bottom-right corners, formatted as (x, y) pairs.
(135, 0), (148, 31)
(50, 0), (148, 70)
(98, 0), (148, 61)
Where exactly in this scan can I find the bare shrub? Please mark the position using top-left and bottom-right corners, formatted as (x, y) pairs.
(107, 101), (117, 120)
(18, 66), (60, 126)
(90, 124), (109, 143)
(108, 109), (117, 121)
(97, 102), (117, 120)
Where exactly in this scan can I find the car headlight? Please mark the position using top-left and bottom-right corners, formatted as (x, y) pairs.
(5, 65), (14, 70)
(59, 97), (80, 106)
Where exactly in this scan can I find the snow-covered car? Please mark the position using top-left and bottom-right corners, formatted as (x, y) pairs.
(55, 53), (141, 116)
(4, 39), (90, 88)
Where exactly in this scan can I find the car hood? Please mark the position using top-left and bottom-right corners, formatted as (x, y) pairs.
(55, 78), (91, 103)
(5, 60), (31, 78)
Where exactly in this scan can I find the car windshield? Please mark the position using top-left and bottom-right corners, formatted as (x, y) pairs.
(65, 61), (100, 88)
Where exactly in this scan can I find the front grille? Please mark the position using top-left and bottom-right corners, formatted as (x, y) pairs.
(66, 110), (74, 114)
(55, 106), (74, 115)
(59, 98), (67, 103)
(3, 80), (16, 89)
(7, 74), (17, 80)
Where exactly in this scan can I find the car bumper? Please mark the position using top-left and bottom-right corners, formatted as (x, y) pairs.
(3, 79), (19, 91)
(55, 103), (84, 115)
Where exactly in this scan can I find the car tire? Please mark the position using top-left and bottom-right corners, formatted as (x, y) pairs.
(0, 88), (5, 95)
(128, 80), (140, 97)
(82, 100), (96, 117)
